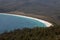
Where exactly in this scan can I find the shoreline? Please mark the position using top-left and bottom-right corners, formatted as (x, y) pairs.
(0, 13), (53, 27)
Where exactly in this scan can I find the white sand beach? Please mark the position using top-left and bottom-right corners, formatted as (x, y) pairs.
(0, 13), (53, 27)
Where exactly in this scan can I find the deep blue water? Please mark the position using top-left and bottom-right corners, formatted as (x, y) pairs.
(0, 14), (46, 33)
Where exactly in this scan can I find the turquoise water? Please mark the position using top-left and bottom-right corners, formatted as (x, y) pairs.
(0, 14), (46, 33)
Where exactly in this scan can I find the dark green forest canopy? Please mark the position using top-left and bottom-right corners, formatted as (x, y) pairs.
(0, 25), (60, 40)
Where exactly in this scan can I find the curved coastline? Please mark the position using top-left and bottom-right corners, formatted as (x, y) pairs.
(0, 13), (53, 27)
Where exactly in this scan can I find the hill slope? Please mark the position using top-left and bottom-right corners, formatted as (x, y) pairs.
(0, 0), (60, 25)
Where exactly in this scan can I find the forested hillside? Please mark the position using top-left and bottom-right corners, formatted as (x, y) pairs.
(0, 25), (60, 40)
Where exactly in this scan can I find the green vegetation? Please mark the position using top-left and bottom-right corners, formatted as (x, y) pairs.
(0, 24), (60, 40)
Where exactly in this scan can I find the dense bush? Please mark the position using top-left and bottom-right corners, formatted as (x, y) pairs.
(0, 25), (60, 40)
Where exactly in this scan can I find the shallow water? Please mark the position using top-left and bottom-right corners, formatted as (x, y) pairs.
(0, 14), (46, 33)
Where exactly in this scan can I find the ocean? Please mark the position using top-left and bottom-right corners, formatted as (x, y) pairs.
(0, 14), (46, 33)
